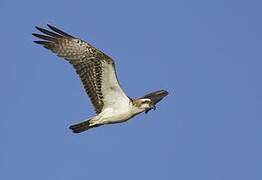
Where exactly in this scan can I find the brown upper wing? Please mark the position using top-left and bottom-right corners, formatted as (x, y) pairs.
(140, 90), (168, 105)
(32, 24), (128, 114)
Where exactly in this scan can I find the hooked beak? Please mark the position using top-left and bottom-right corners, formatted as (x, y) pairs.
(145, 104), (156, 114)
(152, 104), (156, 110)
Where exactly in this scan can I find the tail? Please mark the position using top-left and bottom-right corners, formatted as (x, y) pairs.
(69, 119), (100, 133)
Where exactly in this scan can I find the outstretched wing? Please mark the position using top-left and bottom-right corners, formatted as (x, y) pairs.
(140, 90), (168, 104)
(33, 24), (129, 114)
(140, 90), (168, 113)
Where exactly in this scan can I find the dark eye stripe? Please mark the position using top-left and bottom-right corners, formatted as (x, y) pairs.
(142, 101), (150, 104)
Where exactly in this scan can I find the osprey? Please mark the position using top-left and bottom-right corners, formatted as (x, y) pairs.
(32, 24), (168, 133)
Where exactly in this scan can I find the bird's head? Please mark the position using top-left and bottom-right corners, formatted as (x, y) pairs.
(133, 98), (156, 113)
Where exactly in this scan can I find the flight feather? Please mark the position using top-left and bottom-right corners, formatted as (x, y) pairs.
(33, 24), (129, 114)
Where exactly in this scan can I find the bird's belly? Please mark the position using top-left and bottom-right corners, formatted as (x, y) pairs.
(104, 112), (133, 124)
(99, 108), (134, 124)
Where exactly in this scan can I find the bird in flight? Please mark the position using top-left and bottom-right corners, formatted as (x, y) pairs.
(32, 24), (168, 133)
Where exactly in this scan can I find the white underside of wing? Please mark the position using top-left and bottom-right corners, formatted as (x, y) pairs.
(89, 62), (133, 125)
(100, 61), (130, 113)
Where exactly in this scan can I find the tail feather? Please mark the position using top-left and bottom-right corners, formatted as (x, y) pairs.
(69, 119), (101, 133)
(69, 120), (92, 133)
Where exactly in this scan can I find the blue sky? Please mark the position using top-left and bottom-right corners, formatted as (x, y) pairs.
(1, 0), (261, 179)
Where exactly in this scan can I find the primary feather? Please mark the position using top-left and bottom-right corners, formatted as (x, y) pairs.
(33, 24), (129, 114)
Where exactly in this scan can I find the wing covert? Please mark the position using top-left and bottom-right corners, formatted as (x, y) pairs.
(33, 24), (129, 114)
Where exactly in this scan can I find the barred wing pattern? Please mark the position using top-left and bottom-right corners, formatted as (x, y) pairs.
(33, 24), (129, 114)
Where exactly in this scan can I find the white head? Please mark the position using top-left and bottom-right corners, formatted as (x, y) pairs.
(132, 98), (155, 114)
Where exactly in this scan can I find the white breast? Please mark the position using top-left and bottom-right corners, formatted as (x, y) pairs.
(98, 100), (134, 124)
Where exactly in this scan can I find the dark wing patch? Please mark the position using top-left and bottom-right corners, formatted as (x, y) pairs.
(141, 90), (168, 105)
(70, 58), (104, 113)
(32, 24), (112, 114)
(141, 90), (168, 114)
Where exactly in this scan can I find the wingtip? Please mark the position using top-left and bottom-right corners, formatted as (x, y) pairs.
(155, 89), (169, 97)
(47, 24), (54, 29)
(35, 26), (42, 31)
(33, 40), (51, 47)
(33, 40), (43, 44)
(162, 89), (169, 96)
(47, 24), (75, 38)
(34, 24), (56, 29)
(32, 33), (38, 37)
